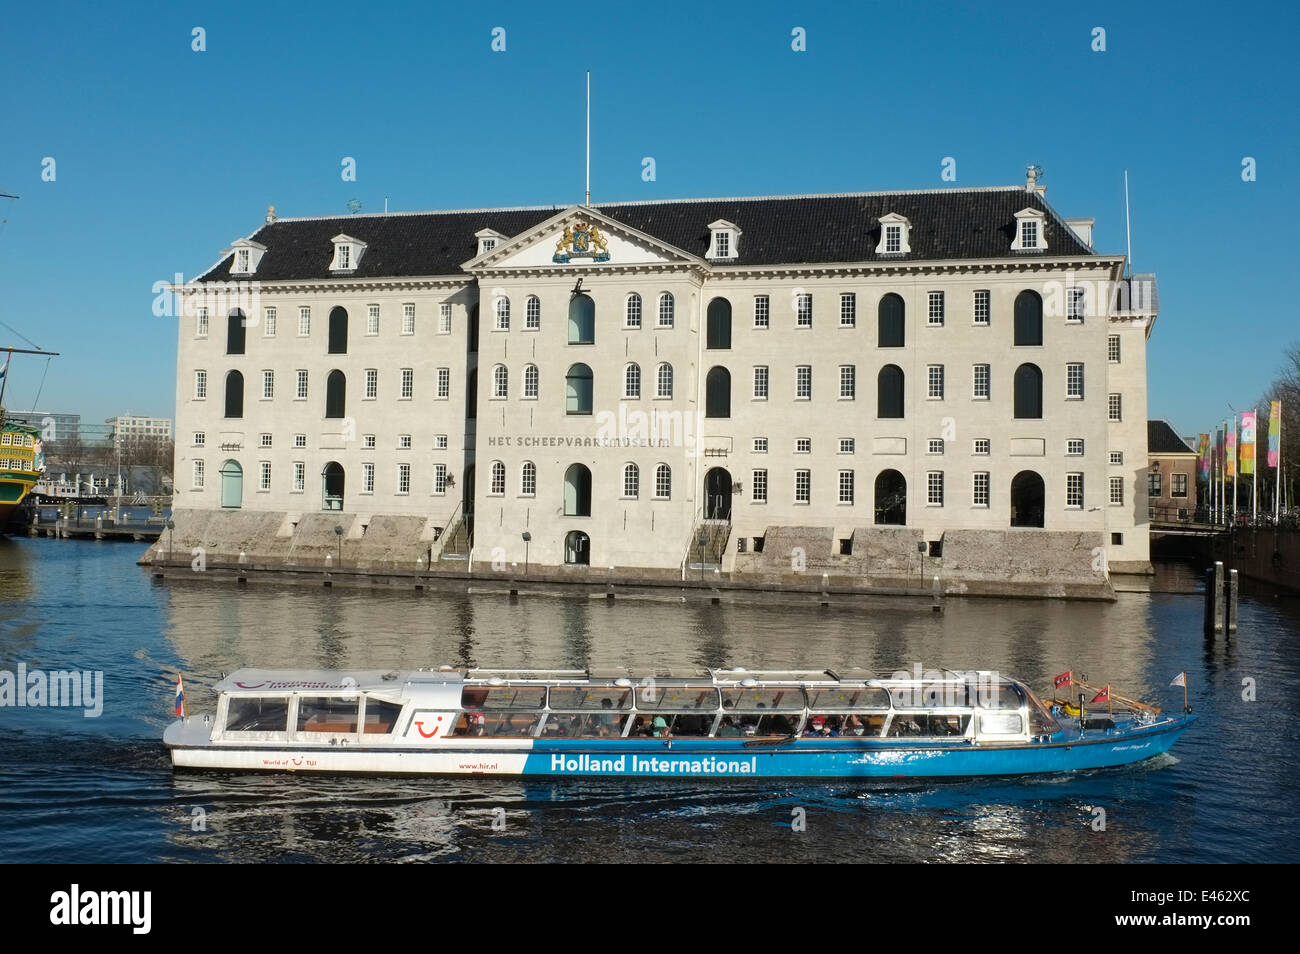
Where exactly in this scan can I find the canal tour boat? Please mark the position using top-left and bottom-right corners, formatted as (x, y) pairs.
(164, 667), (1195, 779)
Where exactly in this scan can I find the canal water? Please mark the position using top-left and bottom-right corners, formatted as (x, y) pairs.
(0, 535), (1295, 863)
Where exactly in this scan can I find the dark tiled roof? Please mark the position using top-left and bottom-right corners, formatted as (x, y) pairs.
(1148, 420), (1196, 455)
(197, 187), (1097, 283)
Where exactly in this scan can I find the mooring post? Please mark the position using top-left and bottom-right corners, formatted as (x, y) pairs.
(1226, 568), (1239, 633)
(932, 574), (942, 613)
(608, 565), (617, 601)
(1204, 560), (1225, 635)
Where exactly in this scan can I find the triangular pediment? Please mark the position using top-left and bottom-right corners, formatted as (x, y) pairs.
(463, 206), (703, 271)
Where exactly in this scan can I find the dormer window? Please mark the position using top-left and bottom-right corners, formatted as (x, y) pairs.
(874, 213), (911, 255)
(229, 239), (267, 275)
(706, 220), (740, 261)
(330, 233), (367, 272)
(1011, 208), (1048, 252)
(475, 228), (507, 257)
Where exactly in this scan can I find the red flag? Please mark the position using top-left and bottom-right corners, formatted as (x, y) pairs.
(1053, 671), (1073, 688)
(1091, 686), (1110, 704)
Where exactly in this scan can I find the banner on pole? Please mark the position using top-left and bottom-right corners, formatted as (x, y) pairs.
(1269, 400), (1282, 468)
(1198, 433), (1211, 480)
(1226, 427), (1237, 478)
(1241, 411), (1256, 475)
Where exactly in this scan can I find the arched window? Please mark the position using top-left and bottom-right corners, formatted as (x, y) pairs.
(328, 306), (348, 354)
(495, 296), (510, 331)
(874, 470), (907, 525)
(706, 297), (732, 349)
(656, 362), (674, 399)
(564, 463), (592, 516)
(1014, 290), (1043, 346)
(520, 461), (536, 496)
(219, 460), (243, 509)
(626, 293), (642, 329)
(1013, 363), (1043, 419)
(624, 363), (641, 399)
(878, 294), (905, 347)
(654, 463), (672, 499)
(623, 463), (640, 498)
(493, 364), (508, 399)
(224, 370), (244, 418)
(525, 295), (541, 330)
(1010, 471), (1046, 528)
(564, 530), (590, 565)
(321, 462), (345, 511)
(490, 460), (506, 495)
(705, 366), (731, 418)
(568, 293), (595, 344)
(566, 363), (593, 415)
(877, 365), (904, 419)
(227, 310), (246, 355)
(523, 364), (539, 399)
(658, 292), (675, 328)
(325, 370), (346, 419)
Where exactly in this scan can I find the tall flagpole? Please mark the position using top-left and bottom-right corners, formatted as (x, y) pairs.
(585, 70), (591, 206)
(1252, 408), (1258, 523)
(1277, 402), (1284, 521)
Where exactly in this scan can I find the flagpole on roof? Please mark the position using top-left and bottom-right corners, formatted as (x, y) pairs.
(585, 70), (591, 206)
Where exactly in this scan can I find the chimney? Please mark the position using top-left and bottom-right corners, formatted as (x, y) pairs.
(266, 205), (277, 223)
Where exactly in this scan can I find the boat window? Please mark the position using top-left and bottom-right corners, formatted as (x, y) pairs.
(978, 712), (1024, 735)
(805, 686), (890, 709)
(225, 697), (290, 732)
(634, 686), (720, 711)
(460, 686), (547, 709)
(977, 683), (1024, 712)
(540, 713), (628, 738)
(729, 713), (800, 737)
(1024, 691), (1062, 736)
(890, 683), (971, 709)
(627, 713), (714, 738)
(548, 687), (633, 710)
(886, 714), (972, 737)
(453, 712), (544, 737)
(804, 712), (888, 737)
(363, 698), (403, 734)
(297, 697), (359, 733)
(719, 687), (806, 711)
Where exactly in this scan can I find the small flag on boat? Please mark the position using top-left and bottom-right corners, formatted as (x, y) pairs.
(1170, 672), (1187, 688)
(1053, 671), (1073, 688)
(175, 674), (186, 716)
(1091, 686), (1110, 703)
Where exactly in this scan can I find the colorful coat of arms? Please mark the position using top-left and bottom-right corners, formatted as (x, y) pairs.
(553, 222), (611, 263)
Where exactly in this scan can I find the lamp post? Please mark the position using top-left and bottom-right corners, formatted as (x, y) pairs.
(166, 518), (175, 565)
(521, 530), (531, 575)
(334, 524), (343, 566)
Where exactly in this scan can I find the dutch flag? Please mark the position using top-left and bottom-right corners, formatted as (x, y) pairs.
(175, 674), (186, 717)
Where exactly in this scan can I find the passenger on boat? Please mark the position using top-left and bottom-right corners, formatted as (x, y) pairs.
(844, 714), (866, 736)
(652, 716), (670, 738)
(716, 716), (740, 737)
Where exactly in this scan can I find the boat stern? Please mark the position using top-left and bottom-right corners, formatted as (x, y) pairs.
(163, 716), (216, 751)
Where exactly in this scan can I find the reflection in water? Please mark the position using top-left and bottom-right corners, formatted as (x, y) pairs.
(0, 537), (1296, 863)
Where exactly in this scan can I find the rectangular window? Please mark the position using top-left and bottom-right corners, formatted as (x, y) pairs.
(437, 368), (450, 399)
(795, 469), (811, 504)
(1108, 335), (1121, 363)
(974, 438), (990, 455)
(294, 433), (307, 449)
(796, 365), (812, 399)
(796, 438), (811, 454)
(928, 364), (944, 400)
(367, 304), (380, 336)
(197, 307), (209, 337)
(839, 438), (855, 454)
(796, 293), (812, 328)
(399, 434), (412, 449)
(1067, 438), (1085, 456)
(928, 439), (944, 455)
(363, 435), (376, 449)
(754, 295), (770, 328)
(1067, 288), (1086, 322)
(397, 464), (410, 495)
(259, 461), (271, 491)
(264, 306), (276, 336)
(193, 431), (205, 446)
(1148, 472), (1162, 498)
(840, 293), (856, 327)
(1109, 476), (1124, 506)
(927, 471), (944, 506)
(434, 464), (448, 495)
(885, 225), (901, 253)
(336, 246), (349, 270)
(400, 368), (413, 399)
(259, 433), (272, 448)
(973, 364), (990, 400)
(439, 303), (452, 334)
(973, 290), (990, 325)
(753, 366), (769, 399)
(753, 437), (768, 453)
(362, 463), (375, 494)
(194, 370), (207, 399)
(365, 369), (378, 399)
(972, 472), (990, 507)
(262, 370), (274, 399)
(1108, 393), (1122, 421)
(1066, 362), (1085, 399)
(839, 365), (856, 399)
(1066, 473), (1084, 509)
(402, 304), (415, 335)
(1172, 473), (1188, 498)
(928, 291), (945, 326)
(298, 306), (310, 336)
(1021, 220), (1038, 249)
(838, 470), (855, 504)
(293, 462), (305, 493)
(192, 459), (205, 489)
(1109, 451), (1124, 465)
(715, 232), (729, 257)
(296, 370), (308, 400)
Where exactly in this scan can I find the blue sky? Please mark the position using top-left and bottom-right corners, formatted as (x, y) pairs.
(1, 0), (1296, 438)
